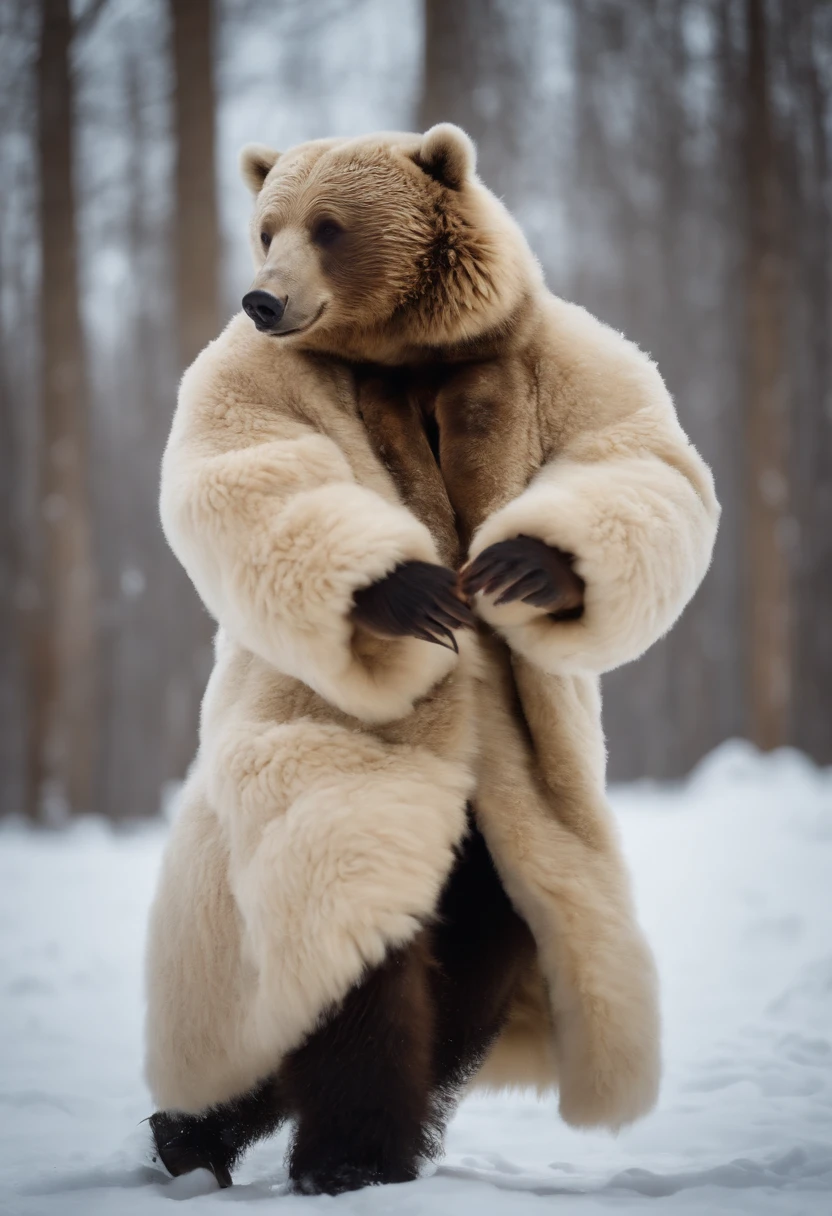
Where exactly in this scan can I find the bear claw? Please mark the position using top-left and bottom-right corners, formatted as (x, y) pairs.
(149, 1113), (234, 1189)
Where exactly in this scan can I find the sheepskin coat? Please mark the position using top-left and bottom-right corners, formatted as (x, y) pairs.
(145, 127), (720, 1133)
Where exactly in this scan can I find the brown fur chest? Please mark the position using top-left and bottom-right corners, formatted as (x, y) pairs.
(354, 359), (544, 567)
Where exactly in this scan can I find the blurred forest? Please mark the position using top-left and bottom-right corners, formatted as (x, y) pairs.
(1, 0), (830, 820)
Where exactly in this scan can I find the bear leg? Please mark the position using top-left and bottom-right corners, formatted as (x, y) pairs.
(149, 1074), (286, 1188)
(281, 930), (437, 1196)
(430, 816), (537, 1097)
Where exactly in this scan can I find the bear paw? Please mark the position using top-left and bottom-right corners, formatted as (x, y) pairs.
(462, 535), (585, 619)
(352, 559), (475, 651)
(149, 1110), (234, 1189)
(292, 1159), (418, 1196)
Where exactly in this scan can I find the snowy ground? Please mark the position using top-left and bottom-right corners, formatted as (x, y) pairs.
(1, 740), (831, 1215)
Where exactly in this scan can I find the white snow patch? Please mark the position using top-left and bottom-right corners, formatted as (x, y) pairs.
(1, 740), (831, 1214)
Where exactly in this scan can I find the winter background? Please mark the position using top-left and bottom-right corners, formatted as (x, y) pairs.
(1, 0), (831, 1213)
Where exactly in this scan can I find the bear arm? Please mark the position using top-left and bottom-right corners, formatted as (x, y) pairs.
(466, 425), (720, 676)
(160, 433), (456, 721)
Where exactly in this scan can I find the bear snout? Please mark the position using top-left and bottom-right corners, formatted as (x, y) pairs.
(242, 289), (288, 333)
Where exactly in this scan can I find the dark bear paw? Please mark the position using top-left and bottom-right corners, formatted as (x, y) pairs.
(352, 559), (475, 652)
(149, 1110), (235, 1189)
(461, 535), (585, 619)
(291, 1160), (418, 1196)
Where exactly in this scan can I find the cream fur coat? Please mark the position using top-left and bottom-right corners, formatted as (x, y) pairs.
(145, 129), (720, 1134)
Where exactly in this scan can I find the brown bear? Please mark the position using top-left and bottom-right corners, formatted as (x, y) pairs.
(145, 124), (719, 1195)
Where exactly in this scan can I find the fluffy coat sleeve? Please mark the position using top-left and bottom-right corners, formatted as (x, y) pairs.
(160, 331), (456, 722)
(467, 300), (720, 676)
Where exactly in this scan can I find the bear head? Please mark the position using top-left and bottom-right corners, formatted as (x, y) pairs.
(239, 125), (542, 362)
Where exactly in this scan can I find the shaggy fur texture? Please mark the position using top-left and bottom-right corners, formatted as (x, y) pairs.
(149, 818), (535, 1194)
(146, 123), (720, 1165)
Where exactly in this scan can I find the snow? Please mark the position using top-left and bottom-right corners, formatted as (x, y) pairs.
(1, 740), (831, 1215)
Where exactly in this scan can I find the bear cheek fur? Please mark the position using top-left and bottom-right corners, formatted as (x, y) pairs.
(310, 185), (436, 334)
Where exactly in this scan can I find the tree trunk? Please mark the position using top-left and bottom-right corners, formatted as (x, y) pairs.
(171, 0), (220, 368)
(168, 0), (219, 782)
(33, 0), (96, 818)
(744, 0), (791, 750)
(419, 0), (480, 132)
(418, 0), (530, 210)
(0, 318), (20, 815)
(782, 0), (832, 763)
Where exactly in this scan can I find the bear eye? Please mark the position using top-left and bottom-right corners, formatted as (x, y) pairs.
(260, 231), (271, 250)
(312, 218), (344, 248)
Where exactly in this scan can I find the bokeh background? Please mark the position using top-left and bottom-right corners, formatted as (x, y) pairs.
(1, 0), (830, 822)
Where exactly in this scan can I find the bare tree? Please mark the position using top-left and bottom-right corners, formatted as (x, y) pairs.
(167, 0), (220, 780)
(0, 0), (39, 816)
(0, 299), (20, 815)
(744, 0), (791, 749)
(171, 0), (220, 368)
(32, 0), (97, 818)
(418, 0), (533, 210)
(780, 0), (832, 761)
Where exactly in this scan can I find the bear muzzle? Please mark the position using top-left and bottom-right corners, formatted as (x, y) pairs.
(242, 289), (288, 334)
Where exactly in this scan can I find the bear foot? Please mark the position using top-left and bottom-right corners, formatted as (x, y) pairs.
(291, 1159), (418, 1196)
(149, 1110), (235, 1189)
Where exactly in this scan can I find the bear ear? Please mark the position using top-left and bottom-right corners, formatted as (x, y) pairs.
(414, 123), (476, 190)
(239, 143), (281, 194)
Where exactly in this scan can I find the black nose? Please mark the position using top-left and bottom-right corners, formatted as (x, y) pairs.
(242, 290), (287, 332)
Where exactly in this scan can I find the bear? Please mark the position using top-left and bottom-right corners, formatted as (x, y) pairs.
(145, 124), (720, 1195)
